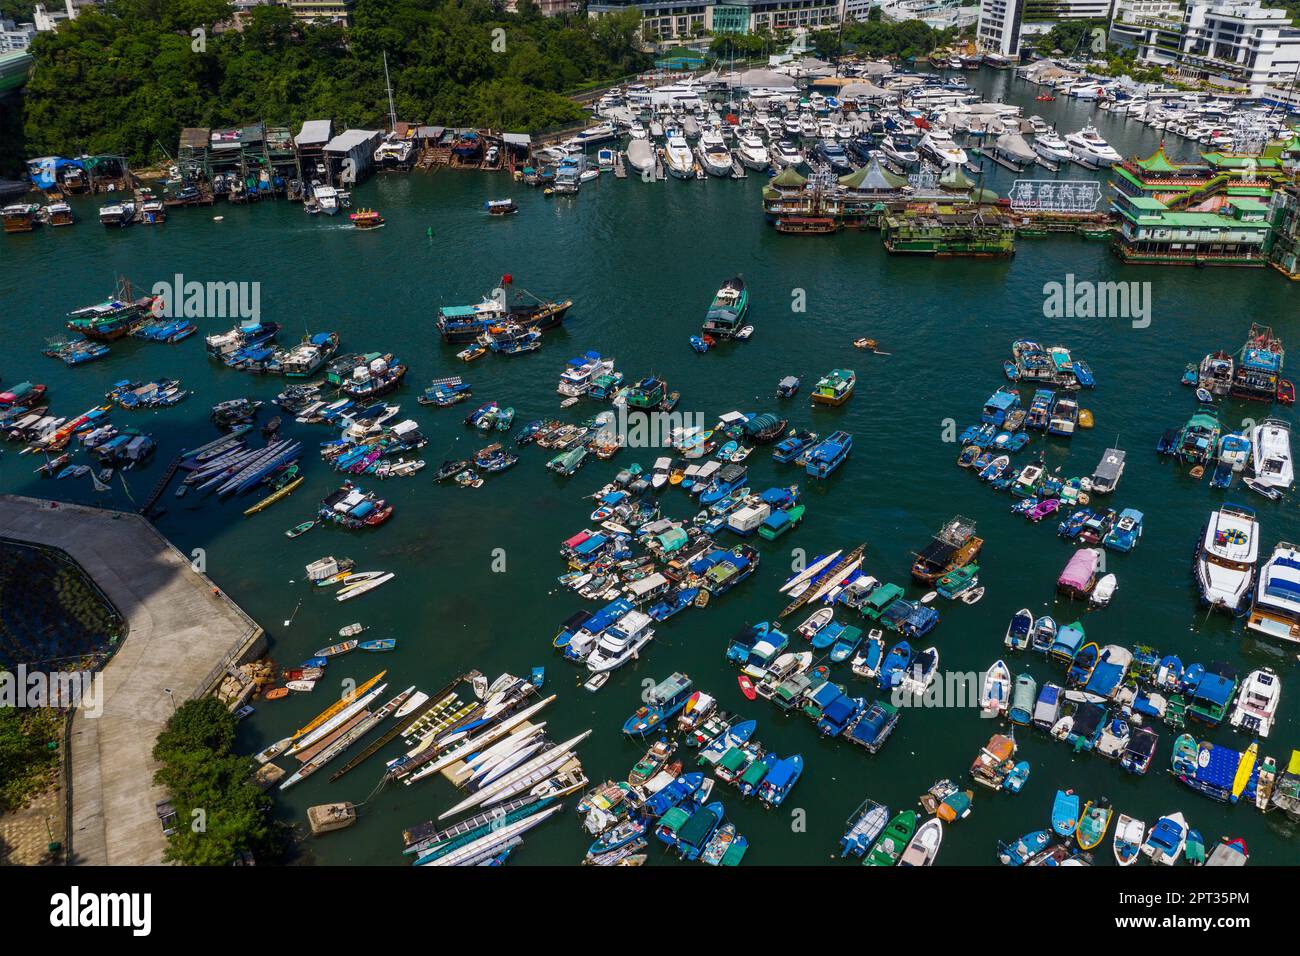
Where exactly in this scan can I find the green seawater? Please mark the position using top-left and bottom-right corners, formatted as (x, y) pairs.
(2, 69), (1298, 866)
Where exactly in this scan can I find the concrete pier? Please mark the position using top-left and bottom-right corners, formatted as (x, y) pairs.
(0, 495), (264, 865)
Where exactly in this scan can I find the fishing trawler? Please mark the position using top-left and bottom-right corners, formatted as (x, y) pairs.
(911, 515), (982, 584)
(436, 275), (572, 344)
(701, 277), (749, 339)
(66, 278), (157, 341)
(811, 369), (856, 406)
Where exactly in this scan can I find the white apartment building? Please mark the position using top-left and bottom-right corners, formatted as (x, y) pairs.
(977, 0), (1025, 54)
(0, 18), (37, 51)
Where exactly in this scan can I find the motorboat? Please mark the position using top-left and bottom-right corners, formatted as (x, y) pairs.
(1229, 667), (1280, 737)
(770, 140), (803, 168)
(1195, 504), (1259, 615)
(1247, 542), (1300, 644)
(736, 133), (771, 171)
(663, 135), (695, 179)
(1033, 130), (1072, 163)
(1065, 125), (1122, 166)
(697, 127), (733, 177)
(919, 129), (967, 167)
(1251, 418), (1293, 490)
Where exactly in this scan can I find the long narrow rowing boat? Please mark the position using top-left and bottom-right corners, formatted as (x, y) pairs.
(402, 694), (557, 785)
(422, 805), (563, 866)
(288, 682), (387, 756)
(436, 731), (592, 816)
(292, 671), (386, 740)
(244, 475), (304, 516)
(779, 550), (843, 594)
(779, 543), (866, 618)
(280, 686), (415, 791)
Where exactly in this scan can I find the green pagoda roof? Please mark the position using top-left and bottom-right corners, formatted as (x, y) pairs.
(940, 164), (975, 190)
(1135, 146), (1180, 173)
(839, 157), (906, 191)
(770, 167), (807, 188)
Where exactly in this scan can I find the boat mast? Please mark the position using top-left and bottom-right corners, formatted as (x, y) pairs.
(383, 50), (397, 133)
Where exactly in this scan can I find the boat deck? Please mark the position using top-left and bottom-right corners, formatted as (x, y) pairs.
(0, 495), (264, 865)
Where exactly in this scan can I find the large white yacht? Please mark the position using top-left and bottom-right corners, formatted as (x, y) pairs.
(697, 127), (733, 177)
(920, 129), (968, 167)
(737, 132), (771, 171)
(663, 134), (696, 179)
(1248, 542), (1300, 644)
(1033, 129), (1073, 163)
(1065, 125), (1122, 166)
(1195, 504), (1259, 614)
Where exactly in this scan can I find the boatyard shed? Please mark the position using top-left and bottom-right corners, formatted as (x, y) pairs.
(324, 129), (381, 184)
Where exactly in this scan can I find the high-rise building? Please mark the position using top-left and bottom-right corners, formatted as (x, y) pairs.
(1177, 0), (1300, 93)
(976, 0), (1025, 55)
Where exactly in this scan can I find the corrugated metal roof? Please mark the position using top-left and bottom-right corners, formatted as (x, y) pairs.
(324, 129), (380, 153)
(295, 120), (332, 147)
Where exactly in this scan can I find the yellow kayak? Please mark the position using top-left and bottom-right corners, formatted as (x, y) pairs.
(244, 476), (304, 516)
(1232, 742), (1258, 801)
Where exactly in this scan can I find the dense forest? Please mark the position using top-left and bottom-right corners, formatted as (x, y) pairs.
(14, 0), (647, 169)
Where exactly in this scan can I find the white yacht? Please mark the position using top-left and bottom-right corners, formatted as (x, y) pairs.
(1229, 667), (1280, 737)
(881, 135), (919, 166)
(737, 132), (771, 171)
(1033, 129), (1072, 163)
(1248, 542), (1300, 644)
(770, 140), (803, 168)
(1251, 418), (1293, 490)
(558, 352), (615, 397)
(1066, 125), (1122, 166)
(585, 610), (655, 673)
(625, 137), (655, 176)
(697, 127), (733, 177)
(919, 129), (968, 167)
(782, 113), (801, 137)
(663, 135), (696, 179)
(566, 121), (618, 147)
(798, 112), (818, 138)
(628, 120), (648, 140)
(1195, 504), (1259, 615)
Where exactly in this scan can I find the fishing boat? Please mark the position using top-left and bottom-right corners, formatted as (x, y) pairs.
(1007, 673), (1036, 725)
(980, 660), (1012, 715)
(810, 368), (855, 406)
(1004, 761), (1030, 794)
(998, 829), (1051, 866)
(864, 810), (916, 866)
(1141, 812), (1188, 865)
(839, 799), (889, 858)
(622, 672), (693, 736)
(1205, 836), (1249, 867)
(436, 275), (572, 344)
(1113, 814), (1145, 866)
(701, 276), (749, 339)
(897, 817), (942, 866)
(1051, 789), (1081, 837)
(1004, 608), (1033, 652)
(1076, 798), (1113, 850)
(756, 754), (803, 808)
(776, 376), (801, 399)
(804, 430), (852, 479)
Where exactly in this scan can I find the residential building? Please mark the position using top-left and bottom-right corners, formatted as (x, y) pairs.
(276, 0), (354, 23)
(976, 0), (1026, 55)
(590, 0), (845, 39)
(1109, 0), (1184, 65)
(0, 18), (37, 52)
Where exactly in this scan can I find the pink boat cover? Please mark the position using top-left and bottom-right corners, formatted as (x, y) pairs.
(1058, 548), (1099, 591)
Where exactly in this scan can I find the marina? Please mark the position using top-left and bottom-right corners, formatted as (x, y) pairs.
(1, 57), (1299, 870)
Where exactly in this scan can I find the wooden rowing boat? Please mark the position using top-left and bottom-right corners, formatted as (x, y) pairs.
(244, 475), (304, 516)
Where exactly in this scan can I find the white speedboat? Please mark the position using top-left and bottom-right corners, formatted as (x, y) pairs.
(770, 140), (803, 168)
(919, 129), (967, 167)
(737, 133), (771, 171)
(1195, 504), (1259, 614)
(1229, 667), (1280, 737)
(697, 127), (733, 177)
(1065, 125), (1122, 166)
(1251, 418), (1293, 490)
(1033, 129), (1072, 163)
(650, 457), (672, 490)
(628, 121), (648, 140)
(663, 135), (695, 179)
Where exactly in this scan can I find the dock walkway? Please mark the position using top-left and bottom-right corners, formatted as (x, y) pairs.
(0, 495), (265, 865)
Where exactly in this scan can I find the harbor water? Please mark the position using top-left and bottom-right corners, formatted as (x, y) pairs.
(2, 69), (1298, 865)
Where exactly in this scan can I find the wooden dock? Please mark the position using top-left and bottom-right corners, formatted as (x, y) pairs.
(613, 151), (627, 179)
(139, 455), (181, 517)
